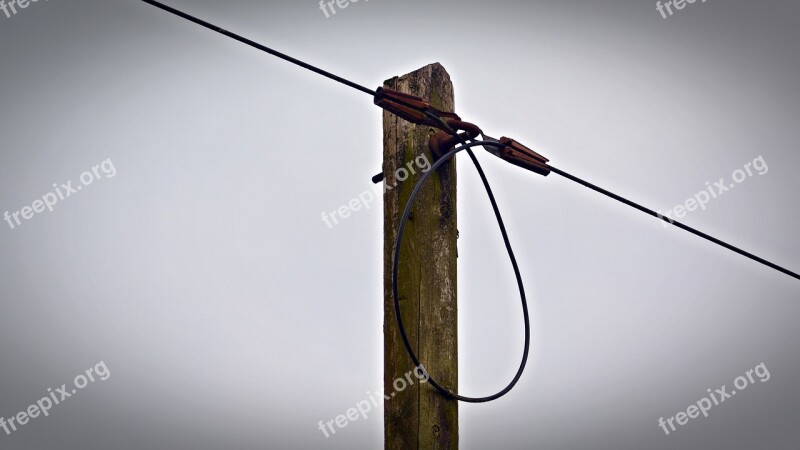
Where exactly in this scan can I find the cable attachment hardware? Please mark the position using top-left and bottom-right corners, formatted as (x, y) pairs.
(485, 137), (551, 177)
(374, 87), (461, 130)
(429, 119), (482, 161)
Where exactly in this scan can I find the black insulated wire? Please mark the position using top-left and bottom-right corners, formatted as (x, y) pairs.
(140, 1), (799, 405)
(138, 0), (535, 402)
(141, 0), (799, 283)
(548, 166), (800, 281)
(139, 0), (377, 97)
(393, 140), (531, 403)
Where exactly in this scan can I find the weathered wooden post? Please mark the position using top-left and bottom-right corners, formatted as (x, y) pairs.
(383, 63), (458, 450)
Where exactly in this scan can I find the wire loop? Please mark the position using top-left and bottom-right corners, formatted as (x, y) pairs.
(392, 140), (531, 403)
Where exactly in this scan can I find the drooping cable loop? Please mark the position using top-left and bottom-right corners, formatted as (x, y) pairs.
(138, 5), (800, 402)
(392, 140), (531, 402)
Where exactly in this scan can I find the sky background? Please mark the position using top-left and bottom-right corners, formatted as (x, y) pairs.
(0, 0), (798, 448)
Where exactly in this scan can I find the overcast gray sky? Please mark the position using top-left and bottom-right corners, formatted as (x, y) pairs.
(0, 0), (798, 449)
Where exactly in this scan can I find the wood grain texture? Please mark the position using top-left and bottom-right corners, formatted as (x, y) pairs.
(383, 63), (458, 450)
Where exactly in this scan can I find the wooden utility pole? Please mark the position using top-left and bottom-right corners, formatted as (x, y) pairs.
(383, 63), (458, 450)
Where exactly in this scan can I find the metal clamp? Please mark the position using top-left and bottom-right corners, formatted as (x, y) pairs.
(485, 137), (551, 177)
(372, 119), (481, 184)
(429, 119), (482, 160)
(374, 87), (461, 130)
(372, 87), (550, 180)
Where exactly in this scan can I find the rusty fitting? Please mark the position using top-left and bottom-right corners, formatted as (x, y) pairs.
(374, 87), (461, 130)
(429, 119), (483, 161)
(495, 137), (550, 176)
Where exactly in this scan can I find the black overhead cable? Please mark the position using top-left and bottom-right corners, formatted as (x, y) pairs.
(137, 0), (798, 282)
(548, 166), (799, 281)
(139, 0), (799, 403)
(140, 0), (377, 97)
